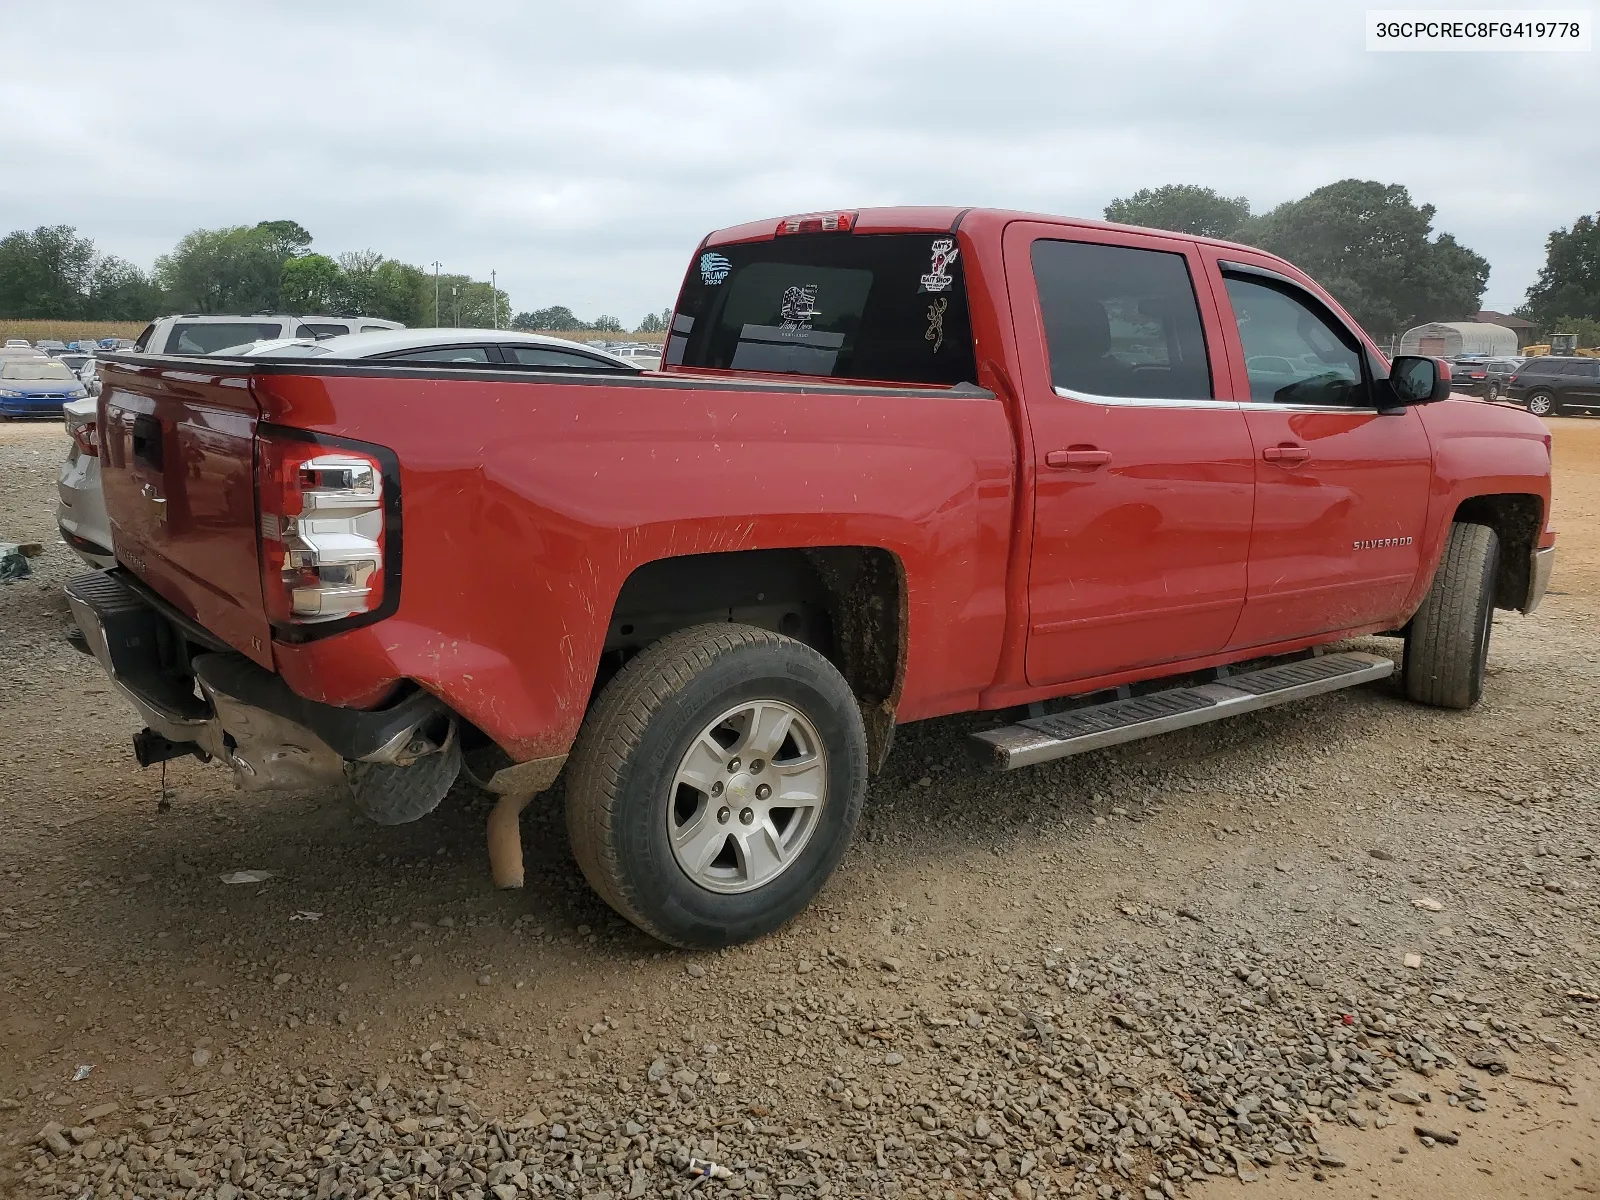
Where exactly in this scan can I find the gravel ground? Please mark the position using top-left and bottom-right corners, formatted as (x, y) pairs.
(2, 415), (1599, 1200)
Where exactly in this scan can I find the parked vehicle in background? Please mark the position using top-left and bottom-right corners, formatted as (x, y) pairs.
(73, 206), (1556, 949)
(35, 340), (68, 356)
(3, 339), (32, 348)
(297, 316), (406, 339)
(1482, 356), (1526, 403)
(0, 355), (88, 418)
(220, 328), (642, 369)
(57, 397), (113, 567)
(604, 343), (663, 369)
(1449, 355), (1490, 395)
(131, 314), (405, 357)
(1506, 356), (1600, 416)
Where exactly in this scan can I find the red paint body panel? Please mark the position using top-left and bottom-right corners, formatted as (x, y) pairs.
(97, 361), (273, 667)
(254, 371), (1015, 758)
(93, 207), (1555, 766)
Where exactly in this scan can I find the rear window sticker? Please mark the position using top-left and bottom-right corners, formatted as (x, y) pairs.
(780, 284), (821, 335)
(920, 238), (959, 293)
(699, 252), (732, 286)
(925, 296), (948, 353)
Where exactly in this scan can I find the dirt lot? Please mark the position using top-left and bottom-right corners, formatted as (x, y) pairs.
(3, 415), (1599, 1200)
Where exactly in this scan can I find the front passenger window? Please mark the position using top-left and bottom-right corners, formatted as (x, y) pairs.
(1224, 275), (1368, 407)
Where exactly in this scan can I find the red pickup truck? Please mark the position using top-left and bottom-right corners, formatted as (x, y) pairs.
(71, 207), (1555, 948)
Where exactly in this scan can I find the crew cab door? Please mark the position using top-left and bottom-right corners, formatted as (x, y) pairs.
(1004, 223), (1255, 687)
(1198, 253), (1433, 646)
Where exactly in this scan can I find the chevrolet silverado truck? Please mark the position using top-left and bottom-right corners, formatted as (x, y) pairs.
(69, 207), (1556, 948)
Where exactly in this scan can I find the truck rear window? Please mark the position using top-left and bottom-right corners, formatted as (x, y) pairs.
(667, 233), (978, 386)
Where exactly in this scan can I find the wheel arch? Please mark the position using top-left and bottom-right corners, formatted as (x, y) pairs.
(1451, 493), (1543, 610)
(601, 546), (907, 771)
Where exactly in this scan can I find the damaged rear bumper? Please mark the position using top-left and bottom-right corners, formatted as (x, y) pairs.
(65, 570), (447, 791)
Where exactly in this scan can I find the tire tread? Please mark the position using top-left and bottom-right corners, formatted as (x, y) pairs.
(1404, 522), (1498, 709)
(565, 624), (805, 945)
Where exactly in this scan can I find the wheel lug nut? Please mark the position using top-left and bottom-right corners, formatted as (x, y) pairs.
(750, 759), (765, 773)
(727, 757), (741, 773)
(717, 806), (731, 824)
(756, 784), (771, 800)
(739, 807), (755, 825)
(711, 781), (724, 797)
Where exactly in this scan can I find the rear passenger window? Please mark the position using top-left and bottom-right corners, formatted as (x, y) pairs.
(164, 322), (284, 355)
(303, 323), (349, 339)
(1032, 240), (1212, 399)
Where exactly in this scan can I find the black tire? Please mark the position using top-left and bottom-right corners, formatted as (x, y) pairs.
(344, 722), (461, 825)
(1403, 523), (1500, 710)
(1485, 381), (1500, 402)
(565, 623), (867, 948)
(1526, 390), (1559, 417)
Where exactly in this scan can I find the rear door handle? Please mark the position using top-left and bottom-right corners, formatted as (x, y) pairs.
(1045, 448), (1112, 469)
(1262, 443), (1310, 465)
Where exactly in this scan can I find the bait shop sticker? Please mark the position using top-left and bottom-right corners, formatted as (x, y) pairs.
(920, 238), (958, 293)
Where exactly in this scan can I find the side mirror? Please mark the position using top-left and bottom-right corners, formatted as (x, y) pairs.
(1387, 355), (1452, 406)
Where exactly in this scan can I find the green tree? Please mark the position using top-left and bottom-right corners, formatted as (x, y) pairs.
(280, 253), (340, 313)
(514, 305), (584, 331)
(590, 314), (623, 333)
(1104, 185), (1252, 240)
(0, 225), (97, 317)
(87, 255), (160, 320)
(154, 219), (315, 314)
(635, 308), (671, 333)
(428, 274), (512, 327)
(1536, 315), (1600, 349)
(1242, 180), (1489, 334)
(1522, 213), (1600, 325)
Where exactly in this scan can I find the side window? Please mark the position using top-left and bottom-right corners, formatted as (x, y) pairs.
(1031, 240), (1212, 400)
(1578, 360), (1600, 378)
(303, 323), (348, 339)
(1541, 360), (1572, 376)
(380, 346), (494, 363)
(164, 322), (283, 355)
(133, 323), (156, 352)
(503, 345), (629, 369)
(1223, 275), (1368, 407)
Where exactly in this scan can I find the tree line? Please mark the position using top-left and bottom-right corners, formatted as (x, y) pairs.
(0, 220), (660, 333)
(1102, 180), (1599, 340)
(5, 189), (1595, 341)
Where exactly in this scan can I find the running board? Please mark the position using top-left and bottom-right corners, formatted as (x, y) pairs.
(971, 651), (1394, 771)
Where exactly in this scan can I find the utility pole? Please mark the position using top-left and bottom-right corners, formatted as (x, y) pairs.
(451, 284), (459, 328)
(491, 270), (498, 330)
(430, 261), (442, 326)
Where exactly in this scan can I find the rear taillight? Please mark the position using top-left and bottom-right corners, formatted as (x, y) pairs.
(69, 418), (98, 457)
(776, 211), (857, 235)
(1509, 373), (1520, 383)
(257, 429), (394, 626)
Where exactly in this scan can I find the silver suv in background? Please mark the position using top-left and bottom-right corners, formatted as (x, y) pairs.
(131, 313), (406, 356)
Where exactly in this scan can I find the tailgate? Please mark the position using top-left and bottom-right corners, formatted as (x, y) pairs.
(98, 358), (273, 668)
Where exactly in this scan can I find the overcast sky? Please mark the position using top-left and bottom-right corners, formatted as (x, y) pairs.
(4, 0), (1595, 324)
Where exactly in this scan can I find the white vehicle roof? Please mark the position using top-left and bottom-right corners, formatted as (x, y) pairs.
(227, 328), (639, 368)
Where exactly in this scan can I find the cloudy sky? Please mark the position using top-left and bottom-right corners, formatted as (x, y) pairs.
(4, 0), (1595, 324)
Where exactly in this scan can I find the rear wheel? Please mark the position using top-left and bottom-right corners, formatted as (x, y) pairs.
(1526, 390), (1558, 417)
(565, 624), (867, 948)
(1485, 381), (1500, 402)
(1403, 523), (1500, 710)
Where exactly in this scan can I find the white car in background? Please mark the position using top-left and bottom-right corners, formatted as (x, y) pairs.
(602, 343), (663, 369)
(55, 328), (639, 568)
(221, 327), (642, 369)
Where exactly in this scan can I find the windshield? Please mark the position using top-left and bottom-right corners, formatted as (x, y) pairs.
(669, 232), (977, 386)
(1, 359), (75, 380)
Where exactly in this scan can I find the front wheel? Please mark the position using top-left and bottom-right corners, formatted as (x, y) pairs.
(564, 624), (868, 948)
(1526, 390), (1558, 417)
(1403, 523), (1500, 710)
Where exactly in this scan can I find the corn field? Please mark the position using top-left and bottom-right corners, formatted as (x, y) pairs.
(0, 319), (147, 344)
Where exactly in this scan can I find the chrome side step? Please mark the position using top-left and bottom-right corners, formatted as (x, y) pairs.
(971, 651), (1394, 771)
